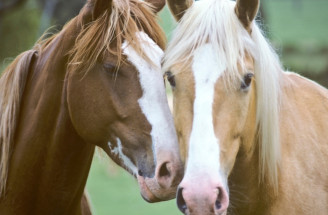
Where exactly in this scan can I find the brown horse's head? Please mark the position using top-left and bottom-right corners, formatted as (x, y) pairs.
(164, 0), (280, 214)
(67, 0), (183, 202)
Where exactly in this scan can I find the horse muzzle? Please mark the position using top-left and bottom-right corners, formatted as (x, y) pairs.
(137, 158), (184, 202)
(176, 179), (229, 215)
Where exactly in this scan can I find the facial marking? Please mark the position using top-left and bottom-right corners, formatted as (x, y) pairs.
(108, 138), (138, 175)
(122, 32), (178, 163)
(185, 44), (226, 181)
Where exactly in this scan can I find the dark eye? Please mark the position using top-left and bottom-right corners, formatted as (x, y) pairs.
(165, 71), (176, 88)
(241, 73), (254, 90)
(103, 63), (115, 72)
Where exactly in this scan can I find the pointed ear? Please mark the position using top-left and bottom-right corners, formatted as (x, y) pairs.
(92, 0), (112, 20)
(79, 0), (112, 25)
(167, 0), (193, 21)
(235, 0), (259, 29)
(145, 0), (166, 13)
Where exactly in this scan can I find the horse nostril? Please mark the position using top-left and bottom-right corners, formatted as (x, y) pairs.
(138, 169), (143, 177)
(215, 199), (222, 210)
(177, 187), (187, 213)
(159, 162), (171, 178)
(156, 161), (176, 189)
(215, 187), (224, 210)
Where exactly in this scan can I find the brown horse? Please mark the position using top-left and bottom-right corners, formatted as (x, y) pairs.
(164, 0), (328, 214)
(0, 0), (183, 214)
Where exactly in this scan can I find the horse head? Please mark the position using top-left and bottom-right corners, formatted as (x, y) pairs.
(67, 0), (183, 202)
(164, 0), (279, 214)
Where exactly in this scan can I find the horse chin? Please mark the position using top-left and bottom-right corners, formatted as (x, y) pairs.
(137, 175), (176, 202)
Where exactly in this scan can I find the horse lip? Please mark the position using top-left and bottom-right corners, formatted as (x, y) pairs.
(141, 192), (162, 203)
(137, 175), (161, 203)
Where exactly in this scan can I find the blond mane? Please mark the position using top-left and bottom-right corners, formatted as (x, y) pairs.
(69, 0), (166, 74)
(163, 0), (282, 191)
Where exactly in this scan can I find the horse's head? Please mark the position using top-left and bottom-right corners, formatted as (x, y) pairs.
(66, 0), (183, 202)
(164, 0), (265, 214)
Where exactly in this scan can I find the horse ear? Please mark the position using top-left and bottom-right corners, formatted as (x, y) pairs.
(235, 0), (259, 29)
(79, 0), (112, 25)
(167, 0), (193, 21)
(145, 0), (166, 13)
(92, 0), (112, 20)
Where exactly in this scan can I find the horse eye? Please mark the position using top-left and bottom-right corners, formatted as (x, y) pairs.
(103, 63), (115, 72)
(165, 71), (176, 88)
(241, 73), (254, 90)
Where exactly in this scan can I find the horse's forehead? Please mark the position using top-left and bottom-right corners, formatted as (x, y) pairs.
(192, 44), (226, 82)
(121, 30), (165, 101)
(135, 31), (164, 61)
(122, 31), (164, 68)
(175, 43), (226, 94)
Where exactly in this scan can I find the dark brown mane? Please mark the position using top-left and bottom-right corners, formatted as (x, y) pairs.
(68, 0), (166, 74)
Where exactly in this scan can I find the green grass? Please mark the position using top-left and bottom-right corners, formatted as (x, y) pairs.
(86, 155), (180, 215)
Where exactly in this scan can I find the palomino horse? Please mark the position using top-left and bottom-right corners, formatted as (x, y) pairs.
(164, 0), (328, 214)
(0, 0), (184, 214)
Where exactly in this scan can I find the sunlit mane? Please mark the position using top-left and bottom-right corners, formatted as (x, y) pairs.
(69, 0), (166, 74)
(163, 0), (282, 190)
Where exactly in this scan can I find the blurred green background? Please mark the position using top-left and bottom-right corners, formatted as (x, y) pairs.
(86, 154), (180, 215)
(0, 0), (327, 214)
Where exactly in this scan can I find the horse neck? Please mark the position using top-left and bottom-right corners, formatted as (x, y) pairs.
(228, 142), (271, 215)
(227, 89), (274, 215)
(1, 18), (95, 214)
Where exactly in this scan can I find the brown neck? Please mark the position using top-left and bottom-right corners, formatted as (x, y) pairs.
(0, 18), (95, 215)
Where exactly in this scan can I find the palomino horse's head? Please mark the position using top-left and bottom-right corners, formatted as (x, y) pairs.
(164, 0), (280, 214)
(67, 0), (182, 202)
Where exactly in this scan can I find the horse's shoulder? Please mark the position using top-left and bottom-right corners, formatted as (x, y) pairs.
(282, 71), (328, 101)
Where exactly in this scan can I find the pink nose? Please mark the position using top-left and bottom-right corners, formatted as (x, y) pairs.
(177, 181), (229, 215)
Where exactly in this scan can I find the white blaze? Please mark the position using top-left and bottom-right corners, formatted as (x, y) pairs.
(121, 32), (178, 165)
(184, 44), (226, 182)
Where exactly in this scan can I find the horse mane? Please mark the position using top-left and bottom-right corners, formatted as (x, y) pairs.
(0, 49), (37, 196)
(163, 0), (282, 191)
(69, 0), (166, 74)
